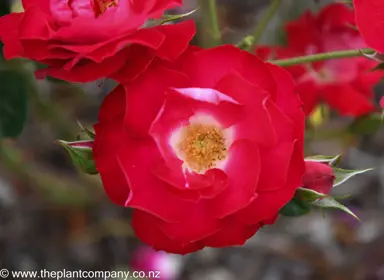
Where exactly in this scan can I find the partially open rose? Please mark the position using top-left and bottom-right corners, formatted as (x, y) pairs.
(0, 0), (195, 82)
(93, 45), (305, 254)
(257, 3), (382, 117)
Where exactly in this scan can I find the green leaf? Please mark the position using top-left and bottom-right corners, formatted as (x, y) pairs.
(0, 70), (29, 139)
(296, 188), (328, 202)
(280, 196), (311, 217)
(160, 8), (198, 24)
(333, 167), (374, 188)
(349, 113), (383, 135)
(57, 140), (98, 175)
(305, 154), (342, 167)
(371, 62), (384, 72)
(77, 120), (95, 139)
(311, 197), (360, 221)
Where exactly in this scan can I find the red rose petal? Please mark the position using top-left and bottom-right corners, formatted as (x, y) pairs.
(354, 0), (384, 53)
(132, 210), (204, 254)
(118, 139), (194, 223)
(322, 84), (375, 116)
(0, 13), (24, 59)
(201, 217), (260, 247)
(211, 140), (260, 218)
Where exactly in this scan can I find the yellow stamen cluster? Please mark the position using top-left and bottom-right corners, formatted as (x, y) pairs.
(178, 123), (227, 173)
(94, 0), (118, 16)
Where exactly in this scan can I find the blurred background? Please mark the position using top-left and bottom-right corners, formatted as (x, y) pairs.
(1, 0), (384, 279)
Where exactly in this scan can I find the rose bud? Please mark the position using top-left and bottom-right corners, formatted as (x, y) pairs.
(303, 161), (335, 195)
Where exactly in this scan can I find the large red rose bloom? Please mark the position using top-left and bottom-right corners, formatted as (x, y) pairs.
(354, 0), (384, 54)
(0, 0), (195, 83)
(257, 4), (382, 117)
(93, 45), (305, 254)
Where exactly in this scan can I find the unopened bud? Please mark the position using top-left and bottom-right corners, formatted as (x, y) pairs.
(303, 161), (335, 195)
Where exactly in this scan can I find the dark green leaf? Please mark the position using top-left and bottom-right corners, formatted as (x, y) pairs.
(58, 140), (98, 175)
(0, 70), (29, 138)
(311, 197), (360, 221)
(349, 113), (383, 135)
(280, 196), (311, 217)
(333, 167), (373, 188)
(296, 188), (328, 202)
(371, 62), (384, 72)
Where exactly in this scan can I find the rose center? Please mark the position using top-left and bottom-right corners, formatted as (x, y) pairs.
(93, 0), (118, 17)
(177, 123), (227, 173)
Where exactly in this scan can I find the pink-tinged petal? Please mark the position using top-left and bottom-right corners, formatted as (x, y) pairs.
(182, 45), (276, 94)
(353, 0), (384, 53)
(125, 65), (190, 138)
(380, 97), (384, 109)
(150, 87), (244, 170)
(0, 13), (24, 59)
(322, 84), (375, 117)
(23, 0), (51, 15)
(52, 0), (143, 44)
(257, 141), (295, 191)
(201, 217), (260, 247)
(157, 204), (220, 243)
(132, 210), (204, 254)
(211, 140), (260, 218)
(98, 85), (125, 122)
(215, 73), (277, 147)
(295, 80), (321, 116)
(93, 120), (130, 206)
(118, 139), (194, 223)
(237, 140), (304, 224)
(154, 20), (196, 61)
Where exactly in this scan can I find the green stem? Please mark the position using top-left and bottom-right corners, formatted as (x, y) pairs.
(238, 0), (281, 51)
(270, 48), (374, 67)
(208, 0), (221, 46)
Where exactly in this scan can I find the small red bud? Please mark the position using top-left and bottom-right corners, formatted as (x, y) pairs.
(303, 161), (335, 195)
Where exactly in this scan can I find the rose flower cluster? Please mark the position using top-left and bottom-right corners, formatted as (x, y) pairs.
(0, 0), (381, 254)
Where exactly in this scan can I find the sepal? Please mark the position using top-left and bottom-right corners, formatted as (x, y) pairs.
(57, 140), (98, 175)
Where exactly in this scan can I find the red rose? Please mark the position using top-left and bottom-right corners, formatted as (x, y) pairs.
(354, 0), (384, 53)
(381, 97), (384, 109)
(93, 45), (305, 254)
(303, 161), (335, 195)
(257, 4), (382, 117)
(0, 0), (195, 83)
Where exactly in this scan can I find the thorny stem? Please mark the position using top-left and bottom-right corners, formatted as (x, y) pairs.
(270, 48), (374, 67)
